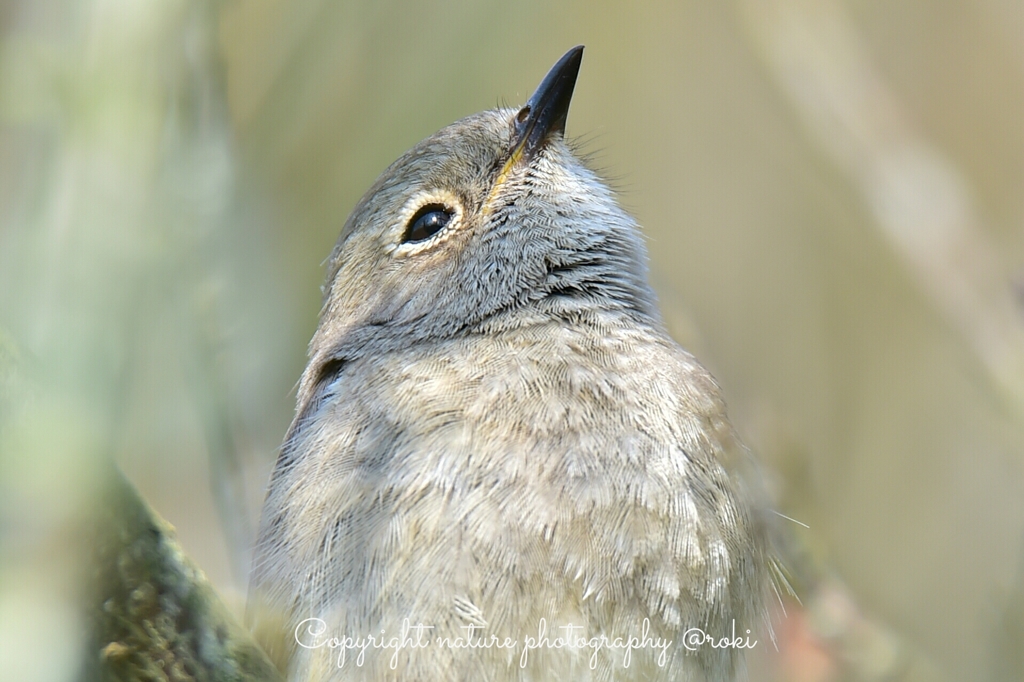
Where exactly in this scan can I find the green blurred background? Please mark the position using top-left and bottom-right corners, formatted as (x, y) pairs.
(1, 0), (1023, 680)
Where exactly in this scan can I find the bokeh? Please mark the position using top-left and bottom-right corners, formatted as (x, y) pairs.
(1, 1), (1022, 680)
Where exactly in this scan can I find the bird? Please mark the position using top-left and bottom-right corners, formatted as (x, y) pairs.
(248, 46), (775, 682)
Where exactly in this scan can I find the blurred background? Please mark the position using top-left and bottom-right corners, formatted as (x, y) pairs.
(1, 0), (1022, 680)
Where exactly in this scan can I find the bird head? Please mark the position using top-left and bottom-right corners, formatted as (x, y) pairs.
(299, 47), (656, 404)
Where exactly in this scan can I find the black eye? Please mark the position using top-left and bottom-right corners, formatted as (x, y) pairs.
(403, 204), (453, 243)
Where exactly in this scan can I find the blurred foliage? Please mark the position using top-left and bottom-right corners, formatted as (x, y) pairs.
(1, 0), (1023, 680)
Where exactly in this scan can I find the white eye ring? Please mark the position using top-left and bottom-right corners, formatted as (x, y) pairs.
(387, 189), (464, 257)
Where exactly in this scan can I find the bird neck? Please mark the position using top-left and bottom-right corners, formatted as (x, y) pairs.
(468, 287), (664, 340)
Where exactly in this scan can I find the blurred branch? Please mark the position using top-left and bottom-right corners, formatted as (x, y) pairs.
(739, 0), (1024, 415)
(165, 0), (254, 588)
(1, 328), (279, 680)
(87, 468), (282, 682)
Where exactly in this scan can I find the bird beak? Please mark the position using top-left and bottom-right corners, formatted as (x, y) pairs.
(509, 45), (584, 164)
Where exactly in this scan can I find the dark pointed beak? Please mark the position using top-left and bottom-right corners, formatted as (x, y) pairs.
(510, 45), (584, 163)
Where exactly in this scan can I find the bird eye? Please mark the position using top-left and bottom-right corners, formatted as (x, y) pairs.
(403, 204), (453, 243)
